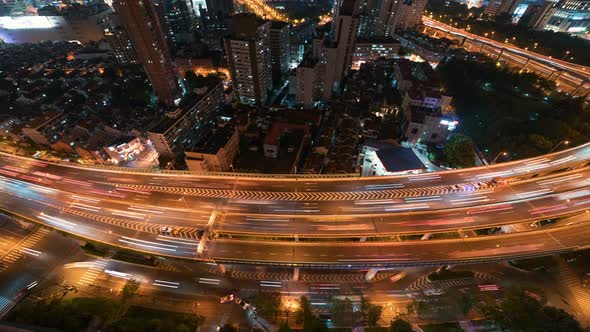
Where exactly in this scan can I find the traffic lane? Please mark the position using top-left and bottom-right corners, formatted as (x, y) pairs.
(0, 229), (80, 316)
(204, 227), (578, 266)
(213, 189), (590, 236)
(4, 166), (590, 238)
(0, 189), (202, 259)
(1, 179), (588, 268)
(5, 166), (590, 238)
(3, 143), (590, 195)
(422, 18), (590, 77)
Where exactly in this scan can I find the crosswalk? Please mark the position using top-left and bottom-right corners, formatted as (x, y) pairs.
(407, 272), (494, 290)
(0, 227), (49, 272)
(0, 296), (16, 319)
(558, 260), (590, 324)
(77, 258), (109, 286)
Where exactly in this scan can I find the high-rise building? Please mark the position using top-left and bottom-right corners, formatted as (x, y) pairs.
(113, 0), (184, 106)
(321, 0), (359, 97)
(269, 21), (290, 87)
(156, 0), (194, 46)
(104, 13), (139, 64)
(397, 0), (429, 30)
(520, 2), (557, 28)
(306, 0), (359, 101)
(545, 0), (590, 33)
(224, 13), (272, 105)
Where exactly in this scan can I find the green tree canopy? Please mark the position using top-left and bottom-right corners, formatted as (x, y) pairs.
(444, 134), (476, 168)
(390, 317), (413, 332)
(479, 287), (583, 332)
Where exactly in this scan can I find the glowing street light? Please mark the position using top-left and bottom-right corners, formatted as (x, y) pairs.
(491, 151), (508, 164)
(548, 140), (570, 153)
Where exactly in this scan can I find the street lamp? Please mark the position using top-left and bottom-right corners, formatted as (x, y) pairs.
(491, 151), (508, 164)
(548, 140), (569, 153)
(562, 50), (570, 60)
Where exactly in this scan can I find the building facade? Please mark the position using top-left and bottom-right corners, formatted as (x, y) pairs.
(112, 0), (184, 106)
(148, 82), (224, 155)
(270, 21), (291, 87)
(184, 126), (239, 172)
(224, 14), (272, 105)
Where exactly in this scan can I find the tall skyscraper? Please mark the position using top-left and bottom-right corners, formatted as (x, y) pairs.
(104, 14), (139, 65)
(224, 13), (272, 105)
(113, 0), (184, 106)
(316, 0), (360, 98)
(269, 21), (291, 87)
(397, 0), (429, 30)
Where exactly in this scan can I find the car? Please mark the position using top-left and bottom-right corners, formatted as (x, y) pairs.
(220, 294), (234, 303)
(160, 226), (174, 234)
(235, 297), (251, 310)
(423, 289), (445, 296)
(389, 272), (407, 283)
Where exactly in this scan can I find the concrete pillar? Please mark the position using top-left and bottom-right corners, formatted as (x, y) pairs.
(572, 80), (588, 96)
(521, 58), (531, 70)
(479, 43), (486, 53)
(293, 267), (300, 281)
(294, 235), (299, 242)
(365, 268), (379, 281)
(360, 237), (367, 242)
(496, 48), (505, 61)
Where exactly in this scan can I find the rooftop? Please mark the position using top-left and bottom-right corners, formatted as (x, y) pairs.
(187, 126), (236, 155)
(375, 147), (425, 173)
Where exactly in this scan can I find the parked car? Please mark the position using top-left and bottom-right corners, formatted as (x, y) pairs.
(220, 294), (235, 303)
(235, 297), (251, 310)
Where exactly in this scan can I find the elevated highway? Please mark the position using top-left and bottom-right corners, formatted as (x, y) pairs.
(1, 143), (590, 268)
(421, 17), (590, 98)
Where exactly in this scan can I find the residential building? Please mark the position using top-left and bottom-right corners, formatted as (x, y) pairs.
(147, 80), (224, 155)
(296, 56), (322, 108)
(103, 14), (139, 64)
(394, 59), (457, 145)
(185, 126), (239, 171)
(112, 0), (185, 106)
(397, 0), (429, 30)
(270, 21), (291, 87)
(224, 14), (272, 105)
(21, 111), (65, 145)
(351, 37), (400, 70)
(315, 0), (360, 99)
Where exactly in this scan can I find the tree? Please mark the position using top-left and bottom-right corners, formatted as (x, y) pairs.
(360, 297), (384, 327)
(390, 317), (413, 332)
(295, 296), (313, 324)
(252, 292), (282, 321)
(329, 297), (356, 326)
(444, 134), (476, 168)
(479, 287), (583, 332)
(447, 289), (475, 318)
(295, 296), (328, 332)
(278, 321), (293, 332)
(120, 279), (141, 303)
